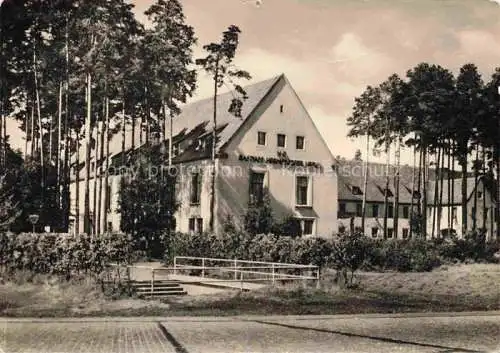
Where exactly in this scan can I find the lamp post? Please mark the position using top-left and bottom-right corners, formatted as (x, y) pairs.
(28, 214), (39, 235)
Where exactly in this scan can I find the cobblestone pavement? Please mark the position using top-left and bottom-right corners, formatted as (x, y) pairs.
(1, 313), (499, 353)
(1, 321), (176, 353)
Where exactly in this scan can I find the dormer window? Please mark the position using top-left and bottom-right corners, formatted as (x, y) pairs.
(195, 138), (206, 151)
(351, 186), (363, 195)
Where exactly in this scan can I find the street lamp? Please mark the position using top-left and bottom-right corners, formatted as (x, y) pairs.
(28, 214), (39, 235)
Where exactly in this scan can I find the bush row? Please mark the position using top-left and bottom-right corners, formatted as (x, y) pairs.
(166, 230), (500, 273)
(0, 232), (133, 279)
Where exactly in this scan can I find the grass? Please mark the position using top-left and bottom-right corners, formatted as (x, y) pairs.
(1, 264), (499, 317)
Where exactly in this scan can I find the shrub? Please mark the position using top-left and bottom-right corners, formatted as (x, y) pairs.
(329, 232), (369, 285)
(0, 232), (133, 280)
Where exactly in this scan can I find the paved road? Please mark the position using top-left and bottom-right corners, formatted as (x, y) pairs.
(1, 313), (499, 353)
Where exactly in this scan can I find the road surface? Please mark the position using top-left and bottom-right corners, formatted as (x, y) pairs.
(1, 312), (499, 353)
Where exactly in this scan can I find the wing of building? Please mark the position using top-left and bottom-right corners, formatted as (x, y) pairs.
(69, 74), (338, 236)
(337, 159), (497, 240)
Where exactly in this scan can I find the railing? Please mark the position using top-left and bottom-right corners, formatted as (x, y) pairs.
(108, 257), (320, 297)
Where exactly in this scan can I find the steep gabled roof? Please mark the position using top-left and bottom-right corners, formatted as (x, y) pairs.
(72, 74), (284, 176)
(428, 176), (491, 205)
(171, 74), (282, 154)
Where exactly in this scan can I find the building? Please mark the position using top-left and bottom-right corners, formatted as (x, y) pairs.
(69, 74), (338, 236)
(337, 159), (497, 240)
(426, 176), (497, 240)
(337, 160), (417, 239)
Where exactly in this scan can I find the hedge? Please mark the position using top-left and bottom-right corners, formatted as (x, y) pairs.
(165, 230), (499, 273)
(0, 232), (133, 280)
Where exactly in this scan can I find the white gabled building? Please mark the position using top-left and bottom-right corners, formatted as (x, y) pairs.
(70, 74), (338, 236)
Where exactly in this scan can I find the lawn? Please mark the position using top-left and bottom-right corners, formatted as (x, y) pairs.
(1, 264), (498, 317)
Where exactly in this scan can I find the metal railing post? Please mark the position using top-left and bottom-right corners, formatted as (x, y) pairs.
(234, 259), (237, 280)
(151, 268), (155, 299)
(240, 270), (243, 291)
(201, 258), (205, 278)
(272, 263), (275, 285)
(316, 267), (320, 289)
(173, 257), (177, 276)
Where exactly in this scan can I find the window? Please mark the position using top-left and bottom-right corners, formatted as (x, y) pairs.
(303, 219), (314, 236)
(296, 136), (305, 150)
(356, 203), (362, 217)
(388, 205), (394, 218)
(372, 204), (379, 217)
(339, 203), (346, 215)
(403, 206), (409, 219)
(295, 176), (310, 206)
(197, 218), (203, 234)
(413, 190), (421, 199)
(106, 185), (112, 212)
(257, 131), (266, 146)
(280, 104), (284, 113)
(277, 134), (286, 148)
(387, 228), (394, 238)
(190, 173), (201, 205)
(478, 191), (483, 199)
(371, 227), (378, 237)
(249, 172), (265, 205)
(188, 218), (196, 232)
(107, 222), (113, 232)
(352, 186), (363, 195)
(173, 144), (179, 157)
(452, 207), (457, 221)
(402, 228), (409, 238)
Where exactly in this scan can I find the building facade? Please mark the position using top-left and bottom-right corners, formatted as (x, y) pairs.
(69, 74), (338, 236)
(337, 160), (497, 240)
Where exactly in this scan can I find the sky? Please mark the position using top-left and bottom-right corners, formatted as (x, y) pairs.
(6, 0), (500, 165)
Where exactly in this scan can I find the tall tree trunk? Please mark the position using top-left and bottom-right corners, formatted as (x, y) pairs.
(57, 82), (63, 196)
(97, 110), (105, 234)
(451, 141), (456, 232)
(75, 129), (81, 235)
(472, 145), (479, 231)
(361, 133), (370, 234)
(393, 137), (401, 239)
(460, 154), (468, 237)
(103, 97), (110, 232)
(383, 142), (390, 239)
(83, 72), (92, 235)
(209, 64), (220, 233)
(92, 124), (99, 235)
(33, 47), (44, 186)
(121, 100), (126, 166)
(49, 118), (53, 163)
(417, 146), (423, 236)
(482, 146), (487, 233)
(409, 144), (417, 238)
(447, 140), (452, 230)
(432, 146), (441, 238)
(438, 144), (445, 237)
(131, 107), (135, 151)
(30, 103), (35, 156)
(62, 19), (70, 232)
(145, 86), (150, 146)
(168, 99), (173, 166)
(0, 104), (3, 167)
(24, 107), (29, 158)
(495, 144), (500, 240)
(422, 148), (428, 238)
